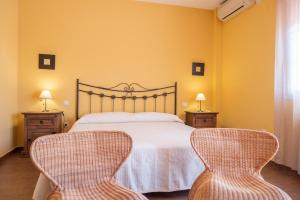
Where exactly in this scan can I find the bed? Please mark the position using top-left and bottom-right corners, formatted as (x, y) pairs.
(32, 80), (205, 200)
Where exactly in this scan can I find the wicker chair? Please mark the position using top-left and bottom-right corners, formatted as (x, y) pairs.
(189, 128), (292, 200)
(30, 131), (148, 200)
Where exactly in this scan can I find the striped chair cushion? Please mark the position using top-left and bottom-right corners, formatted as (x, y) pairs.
(62, 181), (148, 200)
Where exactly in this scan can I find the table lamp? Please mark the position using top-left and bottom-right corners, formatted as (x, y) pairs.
(40, 90), (52, 112)
(196, 93), (206, 112)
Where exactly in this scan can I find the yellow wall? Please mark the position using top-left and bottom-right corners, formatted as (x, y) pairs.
(3, 0), (276, 148)
(0, 0), (19, 156)
(212, 11), (223, 126)
(18, 0), (215, 145)
(220, 0), (276, 132)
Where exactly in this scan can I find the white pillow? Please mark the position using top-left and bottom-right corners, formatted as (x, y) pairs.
(77, 112), (133, 124)
(77, 112), (183, 124)
(132, 112), (183, 123)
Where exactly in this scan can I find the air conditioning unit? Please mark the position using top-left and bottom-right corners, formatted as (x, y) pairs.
(217, 0), (257, 22)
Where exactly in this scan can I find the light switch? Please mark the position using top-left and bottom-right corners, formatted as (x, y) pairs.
(182, 102), (188, 108)
(63, 100), (70, 107)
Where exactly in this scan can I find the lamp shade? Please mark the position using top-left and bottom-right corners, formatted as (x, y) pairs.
(40, 90), (52, 99)
(196, 93), (206, 101)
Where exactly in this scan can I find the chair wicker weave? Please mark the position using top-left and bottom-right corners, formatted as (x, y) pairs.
(30, 131), (148, 200)
(189, 128), (292, 200)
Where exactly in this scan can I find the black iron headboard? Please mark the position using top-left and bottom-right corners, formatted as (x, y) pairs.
(76, 79), (177, 120)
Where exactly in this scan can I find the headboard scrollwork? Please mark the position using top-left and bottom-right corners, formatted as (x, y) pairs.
(76, 79), (177, 120)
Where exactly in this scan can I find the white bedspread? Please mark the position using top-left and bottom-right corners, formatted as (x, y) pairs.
(33, 119), (204, 199)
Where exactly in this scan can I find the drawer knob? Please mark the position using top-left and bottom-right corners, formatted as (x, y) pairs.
(203, 119), (207, 123)
(40, 120), (44, 124)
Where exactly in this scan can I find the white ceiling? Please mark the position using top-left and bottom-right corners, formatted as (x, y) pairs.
(137, 0), (224, 10)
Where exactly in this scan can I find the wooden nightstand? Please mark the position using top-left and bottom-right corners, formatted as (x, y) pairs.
(185, 111), (219, 128)
(22, 111), (64, 155)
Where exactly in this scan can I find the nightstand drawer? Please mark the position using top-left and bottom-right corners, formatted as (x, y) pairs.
(28, 129), (57, 140)
(27, 118), (55, 127)
(195, 116), (216, 127)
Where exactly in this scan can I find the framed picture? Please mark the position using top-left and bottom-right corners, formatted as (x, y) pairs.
(192, 62), (205, 76)
(39, 54), (55, 70)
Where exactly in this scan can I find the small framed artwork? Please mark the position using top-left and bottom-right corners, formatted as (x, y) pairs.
(192, 62), (205, 76)
(39, 54), (55, 70)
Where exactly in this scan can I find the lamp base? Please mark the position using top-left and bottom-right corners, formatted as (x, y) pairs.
(42, 99), (50, 112)
(198, 100), (205, 113)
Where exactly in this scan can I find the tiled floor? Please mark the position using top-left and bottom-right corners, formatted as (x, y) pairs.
(1, 152), (300, 200)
